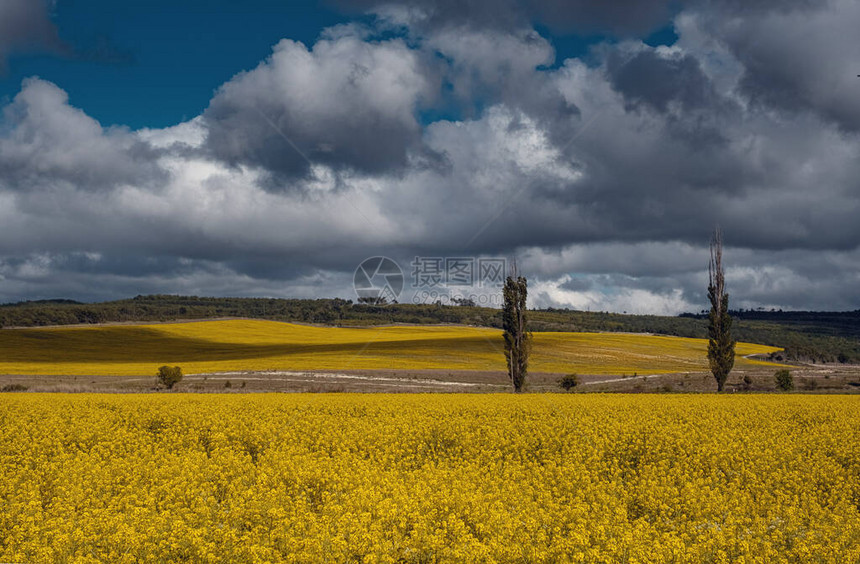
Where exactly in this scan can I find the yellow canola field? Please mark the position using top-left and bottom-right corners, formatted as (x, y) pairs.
(2, 394), (859, 563)
(0, 319), (780, 376)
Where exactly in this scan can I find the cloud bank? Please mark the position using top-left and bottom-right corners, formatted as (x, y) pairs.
(0, 0), (859, 313)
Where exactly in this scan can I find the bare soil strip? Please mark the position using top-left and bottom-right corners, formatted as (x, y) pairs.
(188, 371), (508, 388)
(2, 364), (859, 393)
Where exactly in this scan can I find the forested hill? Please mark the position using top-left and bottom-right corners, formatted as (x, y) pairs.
(1, 295), (858, 363)
(729, 310), (860, 339)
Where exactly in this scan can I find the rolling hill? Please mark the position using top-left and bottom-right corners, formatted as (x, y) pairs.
(0, 319), (781, 376)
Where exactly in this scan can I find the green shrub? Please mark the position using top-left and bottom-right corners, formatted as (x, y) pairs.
(775, 369), (793, 391)
(0, 384), (28, 392)
(559, 374), (579, 391)
(156, 365), (183, 389)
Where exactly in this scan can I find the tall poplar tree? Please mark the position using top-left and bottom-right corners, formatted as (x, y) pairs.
(502, 263), (531, 392)
(708, 228), (736, 392)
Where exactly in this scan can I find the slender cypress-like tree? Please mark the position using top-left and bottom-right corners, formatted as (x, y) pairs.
(502, 263), (531, 392)
(707, 228), (736, 392)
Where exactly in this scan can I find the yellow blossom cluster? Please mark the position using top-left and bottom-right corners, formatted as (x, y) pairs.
(0, 319), (781, 376)
(1, 394), (859, 563)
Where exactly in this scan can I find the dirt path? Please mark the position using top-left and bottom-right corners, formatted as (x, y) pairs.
(186, 371), (509, 389)
(581, 373), (666, 386)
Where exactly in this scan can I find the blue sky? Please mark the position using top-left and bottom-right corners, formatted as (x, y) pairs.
(0, 0), (858, 312)
(0, 0), (350, 129)
(0, 1), (679, 130)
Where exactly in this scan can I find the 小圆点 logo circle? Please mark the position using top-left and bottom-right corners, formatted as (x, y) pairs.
(353, 257), (403, 304)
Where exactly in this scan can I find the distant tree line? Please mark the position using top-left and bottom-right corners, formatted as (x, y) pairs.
(1, 294), (857, 363)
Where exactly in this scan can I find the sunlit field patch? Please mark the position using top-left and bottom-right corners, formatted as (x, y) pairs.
(0, 319), (780, 376)
(1, 394), (858, 563)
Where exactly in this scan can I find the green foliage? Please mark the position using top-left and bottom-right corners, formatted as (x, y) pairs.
(707, 231), (736, 392)
(775, 369), (794, 391)
(708, 292), (736, 392)
(559, 374), (579, 391)
(502, 276), (531, 393)
(156, 366), (183, 390)
(1, 295), (858, 364)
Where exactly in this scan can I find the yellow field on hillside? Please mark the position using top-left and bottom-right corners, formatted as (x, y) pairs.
(2, 394), (859, 563)
(0, 319), (780, 376)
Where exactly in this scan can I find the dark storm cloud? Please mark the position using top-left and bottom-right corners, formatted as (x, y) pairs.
(0, 251), (351, 303)
(333, 0), (674, 36)
(691, 0), (860, 131)
(528, 0), (674, 36)
(524, 244), (860, 314)
(203, 34), (439, 180)
(559, 276), (593, 292)
(0, 1), (133, 72)
(605, 48), (717, 113)
(422, 26), (580, 127)
(1, 0), (860, 313)
(0, 0), (65, 71)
